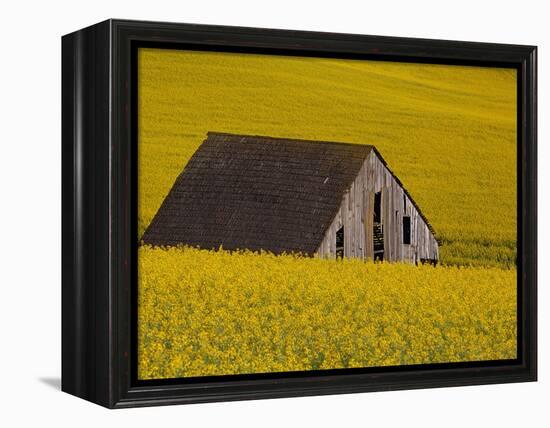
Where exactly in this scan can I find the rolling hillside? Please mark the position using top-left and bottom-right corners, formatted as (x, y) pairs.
(136, 48), (518, 378)
(138, 48), (517, 267)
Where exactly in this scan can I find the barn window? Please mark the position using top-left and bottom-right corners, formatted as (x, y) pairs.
(403, 216), (411, 245)
(336, 226), (344, 259)
(374, 191), (381, 223)
(373, 191), (384, 261)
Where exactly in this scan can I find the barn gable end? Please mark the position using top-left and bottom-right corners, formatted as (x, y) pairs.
(316, 150), (439, 263)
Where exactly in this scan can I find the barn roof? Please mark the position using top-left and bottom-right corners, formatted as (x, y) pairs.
(141, 132), (438, 253)
(141, 132), (374, 254)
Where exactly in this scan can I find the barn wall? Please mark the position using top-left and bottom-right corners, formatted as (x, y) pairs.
(316, 151), (439, 263)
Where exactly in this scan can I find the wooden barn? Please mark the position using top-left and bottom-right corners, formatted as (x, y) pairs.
(142, 132), (439, 264)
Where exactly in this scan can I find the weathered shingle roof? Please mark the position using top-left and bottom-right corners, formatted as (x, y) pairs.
(141, 132), (374, 254)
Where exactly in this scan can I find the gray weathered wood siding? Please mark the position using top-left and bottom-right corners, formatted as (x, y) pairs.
(316, 151), (439, 263)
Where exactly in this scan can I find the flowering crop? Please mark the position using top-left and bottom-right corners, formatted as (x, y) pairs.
(137, 49), (517, 268)
(138, 246), (516, 379)
(136, 48), (518, 379)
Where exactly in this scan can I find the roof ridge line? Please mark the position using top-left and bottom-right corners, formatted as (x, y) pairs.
(206, 131), (375, 150)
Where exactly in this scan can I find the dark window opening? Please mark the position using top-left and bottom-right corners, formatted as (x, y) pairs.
(373, 191), (384, 261)
(403, 216), (411, 245)
(336, 226), (344, 259)
(374, 191), (381, 223)
(403, 194), (407, 213)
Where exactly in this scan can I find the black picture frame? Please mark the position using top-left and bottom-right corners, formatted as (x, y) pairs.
(62, 19), (537, 408)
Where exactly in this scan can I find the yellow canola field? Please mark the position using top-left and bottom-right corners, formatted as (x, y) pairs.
(138, 246), (517, 379)
(136, 49), (518, 379)
(138, 49), (517, 267)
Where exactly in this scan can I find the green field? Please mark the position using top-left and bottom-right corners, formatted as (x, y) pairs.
(136, 48), (517, 378)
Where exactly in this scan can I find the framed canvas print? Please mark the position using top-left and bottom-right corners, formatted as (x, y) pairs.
(61, 19), (537, 408)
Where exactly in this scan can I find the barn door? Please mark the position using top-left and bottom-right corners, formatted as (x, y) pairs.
(335, 225), (344, 259)
(373, 191), (384, 261)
